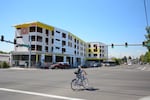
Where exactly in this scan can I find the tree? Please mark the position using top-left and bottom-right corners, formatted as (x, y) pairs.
(145, 52), (150, 62)
(128, 56), (132, 60)
(140, 52), (150, 63)
(145, 27), (150, 52)
(0, 50), (8, 54)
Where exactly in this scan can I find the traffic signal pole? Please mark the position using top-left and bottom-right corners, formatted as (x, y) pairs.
(1, 35), (31, 68)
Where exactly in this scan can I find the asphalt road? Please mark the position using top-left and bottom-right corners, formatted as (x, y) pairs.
(0, 64), (150, 100)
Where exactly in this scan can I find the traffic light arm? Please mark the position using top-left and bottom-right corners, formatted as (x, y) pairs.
(0, 35), (30, 48)
(108, 43), (143, 46)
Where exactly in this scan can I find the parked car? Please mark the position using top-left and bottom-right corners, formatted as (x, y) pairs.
(81, 64), (89, 68)
(50, 62), (70, 69)
(91, 63), (102, 67)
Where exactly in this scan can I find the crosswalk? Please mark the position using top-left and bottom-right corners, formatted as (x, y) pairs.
(120, 64), (150, 71)
(136, 66), (150, 71)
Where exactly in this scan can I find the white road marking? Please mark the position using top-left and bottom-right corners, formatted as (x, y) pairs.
(139, 96), (150, 100)
(0, 88), (85, 100)
(141, 67), (146, 71)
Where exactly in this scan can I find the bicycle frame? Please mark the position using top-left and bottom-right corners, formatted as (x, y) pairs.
(71, 73), (89, 90)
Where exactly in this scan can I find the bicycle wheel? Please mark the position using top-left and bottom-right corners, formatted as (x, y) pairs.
(82, 78), (89, 89)
(71, 79), (80, 90)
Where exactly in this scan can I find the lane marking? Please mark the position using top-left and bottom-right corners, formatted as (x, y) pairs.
(0, 88), (85, 100)
(141, 67), (146, 71)
(139, 96), (150, 100)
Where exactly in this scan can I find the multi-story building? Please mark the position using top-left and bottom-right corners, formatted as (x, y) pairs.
(86, 42), (108, 60)
(11, 21), (108, 67)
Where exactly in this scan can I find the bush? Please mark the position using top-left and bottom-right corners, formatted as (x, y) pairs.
(0, 61), (10, 68)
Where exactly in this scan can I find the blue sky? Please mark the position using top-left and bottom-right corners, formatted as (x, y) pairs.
(0, 0), (150, 58)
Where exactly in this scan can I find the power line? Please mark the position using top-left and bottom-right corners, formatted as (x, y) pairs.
(144, 0), (149, 26)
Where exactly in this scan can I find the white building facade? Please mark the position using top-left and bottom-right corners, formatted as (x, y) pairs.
(11, 21), (108, 67)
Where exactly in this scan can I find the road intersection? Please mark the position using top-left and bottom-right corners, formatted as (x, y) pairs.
(0, 64), (150, 100)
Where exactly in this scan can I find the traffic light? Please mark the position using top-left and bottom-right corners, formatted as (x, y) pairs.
(111, 44), (114, 48)
(125, 42), (128, 47)
(1, 35), (4, 41)
(142, 41), (146, 46)
(14, 39), (17, 44)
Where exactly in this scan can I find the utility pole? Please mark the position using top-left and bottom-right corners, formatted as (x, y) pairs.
(28, 35), (31, 68)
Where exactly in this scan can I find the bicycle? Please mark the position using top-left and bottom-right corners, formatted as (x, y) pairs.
(71, 71), (89, 90)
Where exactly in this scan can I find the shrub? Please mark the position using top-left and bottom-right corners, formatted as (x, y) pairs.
(0, 61), (10, 68)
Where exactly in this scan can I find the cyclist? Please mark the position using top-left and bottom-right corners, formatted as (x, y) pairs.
(76, 65), (87, 81)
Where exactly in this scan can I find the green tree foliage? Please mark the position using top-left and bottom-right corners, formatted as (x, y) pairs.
(140, 52), (150, 63)
(145, 27), (150, 52)
(0, 50), (8, 54)
(0, 61), (10, 68)
(111, 57), (122, 65)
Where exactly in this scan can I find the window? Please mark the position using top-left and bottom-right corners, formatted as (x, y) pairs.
(31, 45), (35, 50)
(45, 46), (48, 52)
(56, 47), (60, 49)
(36, 45), (42, 51)
(31, 36), (35, 41)
(94, 44), (97, 47)
(37, 27), (42, 33)
(100, 54), (101, 57)
(51, 39), (54, 44)
(51, 47), (53, 52)
(56, 31), (60, 33)
(77, 46), (79, 49)
(77, 51), (79, 55)
(30, 26), (36, 32)
(37, 36), (42, 42)
(88, 54), (91, 57)
(69, 35), (72, 40)
(62, 41), (66, 46)
(68, 35), (70, 40)
(45, 38), (48, 45)
(94, 54), (97, 57)
(89, 49), (91, 52)
(74, 51), (76, 55)
(62, 48), (66, 53)
(102, 50), (104, 53)
(46, 29), (49, 36)
(80, 47), (83, 50)
(62, 33), (66, 38)
(52, 30), (54, 36)
(56, 39), (60, 41)
(77, 40), (79, 44)
(99, 49), (101, 53)
(94, 49), (98, 52)
(74, 45), (76, 48)
(68, 42), (72, 47)
(74, 38), (76, 43)
(88, 44), (91, 48)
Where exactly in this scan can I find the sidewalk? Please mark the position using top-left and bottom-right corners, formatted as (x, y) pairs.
(9, 67), (38, 70)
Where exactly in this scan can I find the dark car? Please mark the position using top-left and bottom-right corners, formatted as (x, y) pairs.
(50, 62), (70, 69)
(81, 64), (89, 68)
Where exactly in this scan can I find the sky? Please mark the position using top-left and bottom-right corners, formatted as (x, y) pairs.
(0, 0), (150, 58)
